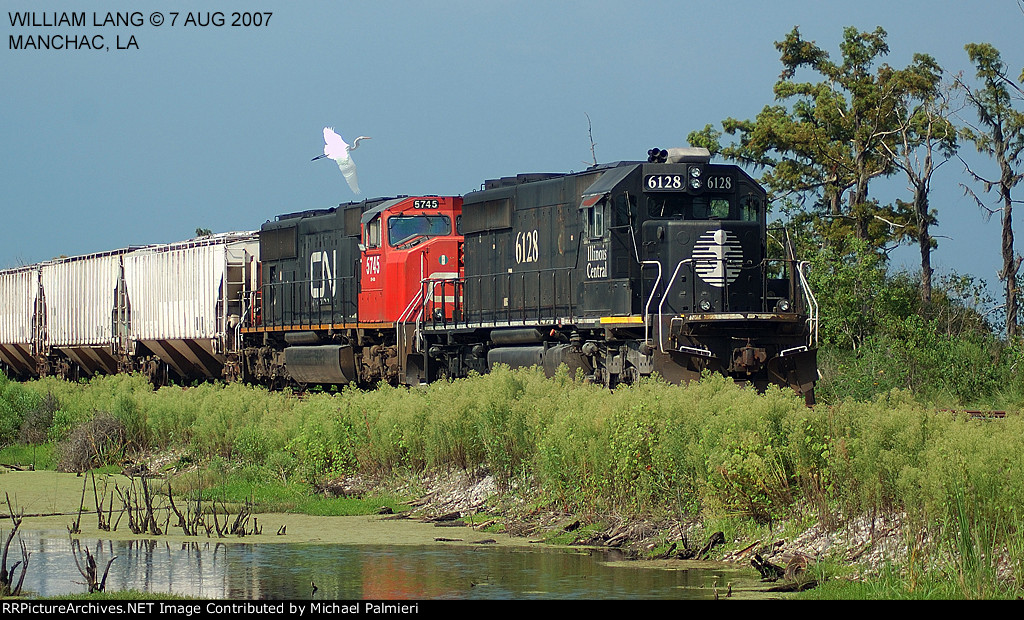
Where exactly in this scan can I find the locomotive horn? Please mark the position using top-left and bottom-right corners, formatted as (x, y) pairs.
(647, 148), (668, 163)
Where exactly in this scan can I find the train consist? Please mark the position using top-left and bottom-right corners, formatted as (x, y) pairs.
(0, 148), (819, 401)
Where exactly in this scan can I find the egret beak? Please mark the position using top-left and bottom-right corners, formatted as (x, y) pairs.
(311, 154), (327, 161)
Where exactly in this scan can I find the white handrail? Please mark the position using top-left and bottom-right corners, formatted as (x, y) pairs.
(796, 261), (818, 348)
(656, 259), (693, 353)
(641, 260), (662, 347)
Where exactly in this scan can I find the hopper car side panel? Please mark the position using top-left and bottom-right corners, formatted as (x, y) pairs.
(0, 267), (40, 378)
(123, 233), (258, 381)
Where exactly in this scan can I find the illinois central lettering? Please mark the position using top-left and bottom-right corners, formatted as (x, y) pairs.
(586, 244), (608, 279)
(309, 250), (336, 300)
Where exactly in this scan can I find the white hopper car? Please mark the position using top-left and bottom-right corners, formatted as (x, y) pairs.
(0, 232), (258, 382)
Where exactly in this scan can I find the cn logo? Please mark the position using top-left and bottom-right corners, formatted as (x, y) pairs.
(309, 250), (336, 300)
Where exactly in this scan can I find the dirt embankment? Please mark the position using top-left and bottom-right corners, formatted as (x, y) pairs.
(380, 468), (907, 583)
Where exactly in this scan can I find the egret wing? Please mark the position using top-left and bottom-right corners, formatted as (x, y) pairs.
(322, 127), (350, 160)
(337, 156), (360, 194)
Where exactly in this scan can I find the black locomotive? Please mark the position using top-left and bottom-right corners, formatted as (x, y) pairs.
(411, 147), (818, 402)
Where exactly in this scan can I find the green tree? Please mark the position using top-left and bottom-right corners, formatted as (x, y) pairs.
(697, 26), (932, 253)
(956, 43), (1024, 339)
(879, 59), (959, 303)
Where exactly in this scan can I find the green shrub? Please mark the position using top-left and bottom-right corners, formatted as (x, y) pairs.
(0, 380), (41, 447)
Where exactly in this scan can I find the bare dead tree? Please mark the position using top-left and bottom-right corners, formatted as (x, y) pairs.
(70, 535), (116, 593)
(0, 493), (30, 597)
(91, 471), (110, 531)
(139, 476), (162, 535)
(880, 77), (959, 303)
(115, 481), (141, 534)
(167, 478), (211, 537)
(68, 474), (88, 534)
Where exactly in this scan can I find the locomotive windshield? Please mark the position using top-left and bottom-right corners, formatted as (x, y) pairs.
(646, 194), (760, 221)
(388, 215), (452, 247)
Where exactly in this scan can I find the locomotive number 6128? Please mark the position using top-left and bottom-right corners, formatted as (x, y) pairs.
(645, 174), (684, 191)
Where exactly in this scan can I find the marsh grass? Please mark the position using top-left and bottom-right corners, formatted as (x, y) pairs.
(167, 463), (408, 516)
(4, 367), (1024, 597)
(0, 441), (57, 470)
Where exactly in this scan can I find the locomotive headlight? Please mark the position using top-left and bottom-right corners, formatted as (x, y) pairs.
(687, 166), (703, 190)
(698, 299), (712, 312)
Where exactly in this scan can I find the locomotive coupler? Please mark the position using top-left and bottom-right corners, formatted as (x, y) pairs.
(732, 340), (767, 375)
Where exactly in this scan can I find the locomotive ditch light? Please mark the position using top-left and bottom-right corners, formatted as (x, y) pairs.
(776, 299), (792, 312)
(698, 299), (712, 312)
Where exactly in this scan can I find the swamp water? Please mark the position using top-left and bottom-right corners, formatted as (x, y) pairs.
(14, 530), (758, 600)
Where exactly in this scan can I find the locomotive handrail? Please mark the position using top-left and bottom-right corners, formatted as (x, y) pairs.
(461, 266), (576, 326)
(258, 275), (358, 330)
(656, 259), (694, 353)
(418, 275), (463, 330)
(641, 260), (662, 347)
(397, 287), (425, 325)
(796, 261), (819, 347)
(397, 287), (426, 353)
(397, 258), (428, 351)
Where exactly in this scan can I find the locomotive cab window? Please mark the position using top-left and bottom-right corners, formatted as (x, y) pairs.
(612, 193), (636, 226)
(692, 198), (731, 220)
(647, 195), (750, 221)
(647, 195), (687, 219)
(586, 200), (606, 239)
(364, 217), (381, 249)
(739, 194), (761, 222)
(388, 215), (452, 248)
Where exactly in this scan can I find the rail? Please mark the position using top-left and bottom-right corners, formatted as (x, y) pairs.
(655, 259), (694, 353)
(796, 261), (819, 348)
(426, 268), (577, 328)
(396, 258), (427, 352)
(641, 260), (662, 347)
(250, 276), (359, 330)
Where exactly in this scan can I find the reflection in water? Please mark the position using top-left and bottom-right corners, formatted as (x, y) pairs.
(17, 530), (745, 599)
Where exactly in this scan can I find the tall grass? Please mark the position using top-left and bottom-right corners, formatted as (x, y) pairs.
(4, 366), (1024, 594)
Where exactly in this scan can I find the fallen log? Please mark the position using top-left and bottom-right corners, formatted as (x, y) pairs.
(751, 553), (785, 582)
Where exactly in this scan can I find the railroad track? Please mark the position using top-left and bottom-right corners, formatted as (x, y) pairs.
(938, 409), (1007, 419)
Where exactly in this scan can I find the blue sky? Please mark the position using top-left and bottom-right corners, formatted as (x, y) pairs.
(3, 1), (1022, 301)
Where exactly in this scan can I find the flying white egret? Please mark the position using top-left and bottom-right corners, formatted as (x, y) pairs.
(312, 127), (370, 194)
